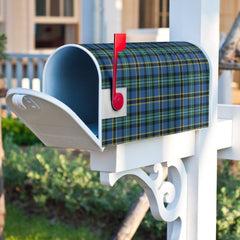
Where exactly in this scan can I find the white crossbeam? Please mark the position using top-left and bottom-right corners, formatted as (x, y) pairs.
(218, 104), (240, 160)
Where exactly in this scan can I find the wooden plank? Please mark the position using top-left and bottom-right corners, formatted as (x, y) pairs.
(122, 0), (139, 32)
(218, 105), (240, 160)
(27, 59), (34, 89)
(16, 58), (23, 88)
(37, 58), (44, 91)
(219, 61), (240, 70)
(218, 70), (233, 104)
(5, 59), (12, 89)
(219, 12), (240, 62)
(91, 130), (195, 173)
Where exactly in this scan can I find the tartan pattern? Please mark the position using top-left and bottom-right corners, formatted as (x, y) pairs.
(83, 42), (209, 147)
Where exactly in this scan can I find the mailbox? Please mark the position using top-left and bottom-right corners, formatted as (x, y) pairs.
(6, 39), (210, 152)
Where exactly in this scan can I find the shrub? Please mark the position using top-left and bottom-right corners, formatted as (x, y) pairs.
(3, 135), (166, 238)
(2, 117), (41, 145)
(0, 34), (7, 60)
(5, 131), (240, 239)
(217, 160), (240, 239)
(3, 135), (136, 214)
(4, 116), (240, 239)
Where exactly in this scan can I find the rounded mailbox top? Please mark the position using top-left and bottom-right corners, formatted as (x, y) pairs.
(43, 42), (210, 148)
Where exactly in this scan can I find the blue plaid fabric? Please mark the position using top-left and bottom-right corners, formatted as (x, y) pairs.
(83, 42), (209, 147)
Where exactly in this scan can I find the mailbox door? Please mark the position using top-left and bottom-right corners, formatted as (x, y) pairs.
(6, 88), (103, 151)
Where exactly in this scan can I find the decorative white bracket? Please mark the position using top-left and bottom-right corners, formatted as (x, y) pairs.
(90, 110), (234, 240)
(100, 158), (187, 239)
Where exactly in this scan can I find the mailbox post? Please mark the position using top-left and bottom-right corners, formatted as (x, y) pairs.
(6, 0), (240, 239)
(170, 0), (220, 239)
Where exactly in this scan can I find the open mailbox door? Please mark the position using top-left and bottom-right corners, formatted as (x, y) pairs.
(6, 88), (103, 151)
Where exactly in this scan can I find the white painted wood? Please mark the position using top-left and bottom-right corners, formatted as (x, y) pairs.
(100, 160), (187, 237)
(6, 88), (103, 151)
(101, 88), (127, 119)
(218, 104), (240, 160)
(90, 130), (195, 172)
(42, 43), (103, 142)
(184, 126), (217, 240)
(81, 1), (95, 43)
(216, 119), (232, 150)
(218, 71), (233, 104)
(126, 28), (169, 42)
(93, 0), (103, 43)
(102, 0), (122, 43)
(99, 159), (187, 239)
(170, 0), (219, 239)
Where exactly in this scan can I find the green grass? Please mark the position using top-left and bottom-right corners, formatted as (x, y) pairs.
(4, 205), (104, 240)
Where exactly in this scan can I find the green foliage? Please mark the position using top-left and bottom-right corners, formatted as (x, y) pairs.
(5, 118), (240, 239)
(0, 33), (7, 59)
(5, 204), (103, 240)
(3, 135), (165, 238)
(140, 213), (166, 238)
(217, 160), (240, 239)
(2, 117), (41, 145)
(0, 33), (6, 78)
(3, 136), (139, 216)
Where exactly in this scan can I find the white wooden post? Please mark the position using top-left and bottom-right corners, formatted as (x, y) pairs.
(170, 0), (219, 239)
(218, 71), (233, 104)
(6, 1), (225, 239)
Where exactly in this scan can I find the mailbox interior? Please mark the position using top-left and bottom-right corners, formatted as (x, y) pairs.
(43, 45), (101, 137)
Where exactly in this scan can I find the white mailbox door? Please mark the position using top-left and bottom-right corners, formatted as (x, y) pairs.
(6, 88), (103, 151)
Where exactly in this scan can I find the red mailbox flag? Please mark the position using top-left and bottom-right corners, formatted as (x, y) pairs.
(112, 33), (126, 111)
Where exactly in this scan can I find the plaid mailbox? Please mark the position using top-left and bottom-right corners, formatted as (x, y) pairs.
(6, 40), (210, 152)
